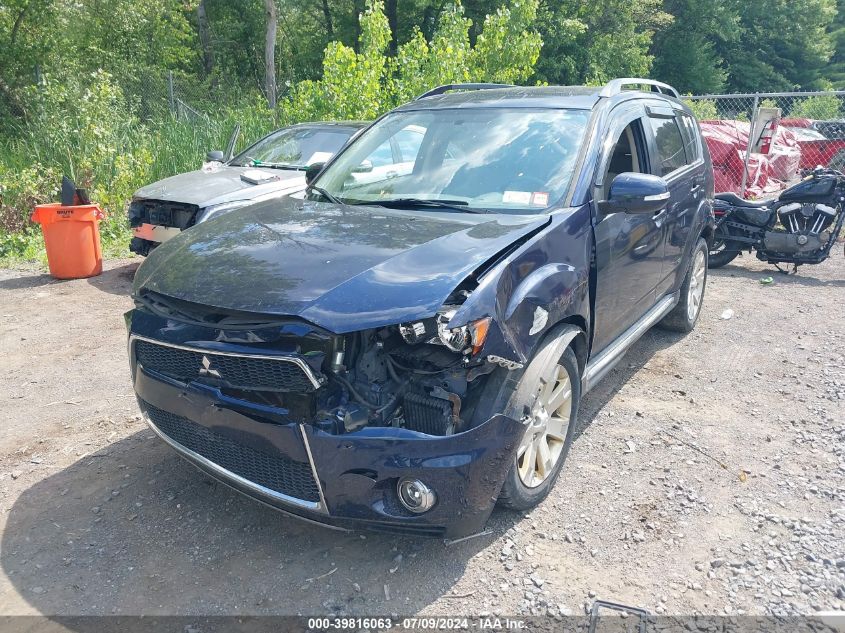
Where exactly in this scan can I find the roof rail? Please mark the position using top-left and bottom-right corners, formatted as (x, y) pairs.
(415, 83), (515, 100)
(599, 78), (680, 99)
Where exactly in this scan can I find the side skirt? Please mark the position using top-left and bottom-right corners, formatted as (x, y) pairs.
(582, 292), (678, 393)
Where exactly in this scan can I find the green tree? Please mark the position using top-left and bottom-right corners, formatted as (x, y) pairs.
(719, 0), (836, 92)
(283, 0), (391, 121)
(283, 0), (543, 121)
(826, 0), (845, 88)
(470, 1), (543, 83)
(0, 0), (59, 118)
(651, 0), (738, 94)
(531, 0), (671, 86)
(791, 93), (842, 119)
(684, 98), (718, 120)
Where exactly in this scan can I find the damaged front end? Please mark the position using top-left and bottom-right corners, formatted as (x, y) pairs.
(129, 287), (526, 538)
(125, 193), (591, 537)
(128, 199), (200, 256)
(319, 296), (495, 438)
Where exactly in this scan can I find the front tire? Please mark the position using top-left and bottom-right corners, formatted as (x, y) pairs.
(660, 237), (708, 333)
(496, 343), (581, 511)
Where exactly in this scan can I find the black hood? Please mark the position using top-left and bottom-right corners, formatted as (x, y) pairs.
(133, 197), (549, 333)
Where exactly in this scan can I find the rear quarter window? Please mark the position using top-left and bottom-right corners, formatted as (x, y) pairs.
(678, 114), (702, 163)
(648, 116), (687, 176)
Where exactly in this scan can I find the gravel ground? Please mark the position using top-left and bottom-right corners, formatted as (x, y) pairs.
(0, 255), (843, 617)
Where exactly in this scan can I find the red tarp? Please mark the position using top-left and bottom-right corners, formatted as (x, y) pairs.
(699, 120), (801, 198)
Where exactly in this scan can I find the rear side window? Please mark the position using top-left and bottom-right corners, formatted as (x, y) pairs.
(648, 116), (687, 176)
(678, 114), (702, 163)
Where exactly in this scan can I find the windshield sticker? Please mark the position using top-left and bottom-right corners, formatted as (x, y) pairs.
(531, 192), (550, 206)
(502, 190), (532, 205)
(306, 151), (334, 165)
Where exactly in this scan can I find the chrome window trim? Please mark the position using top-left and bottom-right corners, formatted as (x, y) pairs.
(129, 334), (325, 390)
(143, 411), (328, 515)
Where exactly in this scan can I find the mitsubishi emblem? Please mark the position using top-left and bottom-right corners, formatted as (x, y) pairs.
(199, 355), (221, 379)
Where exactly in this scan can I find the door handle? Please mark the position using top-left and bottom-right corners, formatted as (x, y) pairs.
(691, 184), (702, 195)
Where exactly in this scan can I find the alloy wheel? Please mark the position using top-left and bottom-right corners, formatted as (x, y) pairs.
(687, 249), (706, 321)
(516, 364), (572, 488)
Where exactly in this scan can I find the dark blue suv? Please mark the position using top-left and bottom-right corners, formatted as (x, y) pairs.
(127, 79), (715, 538)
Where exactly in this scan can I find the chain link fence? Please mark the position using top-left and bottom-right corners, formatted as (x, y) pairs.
(165, 71), (210, 122)
(686, 91), (845, 198)
(126, 71), (218, 122)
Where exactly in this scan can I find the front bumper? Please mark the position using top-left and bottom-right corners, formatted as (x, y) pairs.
(133, 360), (523, 539)
(132, 223), (183, 244)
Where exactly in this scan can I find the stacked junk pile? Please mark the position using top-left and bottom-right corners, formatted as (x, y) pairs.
(691, 91), (845, 199)
(699, 118), (802, 198)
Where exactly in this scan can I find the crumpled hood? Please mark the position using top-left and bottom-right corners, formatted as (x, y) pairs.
(133, 166), (305, 207)
(134, 197), (549, 333)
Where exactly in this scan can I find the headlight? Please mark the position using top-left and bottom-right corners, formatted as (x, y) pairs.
(436, 309), (468, 352)
(399, 309), (491, 356)
(196, 199), (251, 223)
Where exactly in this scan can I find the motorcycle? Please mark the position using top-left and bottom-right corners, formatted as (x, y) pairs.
(709, 167), (845, 272)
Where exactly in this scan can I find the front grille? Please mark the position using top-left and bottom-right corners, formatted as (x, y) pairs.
(135, 339), (318, 393)
(142, 401), (321, 503)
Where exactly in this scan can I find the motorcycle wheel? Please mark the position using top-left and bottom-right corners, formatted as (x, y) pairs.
(708, 238), (740, 269)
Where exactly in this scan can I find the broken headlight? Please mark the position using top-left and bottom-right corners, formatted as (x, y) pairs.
(399, 309), (491, 356)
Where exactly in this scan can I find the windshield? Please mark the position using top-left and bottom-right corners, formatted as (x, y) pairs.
(231, 127), (357, 169)
(310, 108), (590, 213)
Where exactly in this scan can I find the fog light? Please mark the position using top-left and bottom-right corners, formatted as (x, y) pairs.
(397, 478), (436, 513)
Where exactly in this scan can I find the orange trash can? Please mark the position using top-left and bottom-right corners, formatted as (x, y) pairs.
(31, 203), (105, 279)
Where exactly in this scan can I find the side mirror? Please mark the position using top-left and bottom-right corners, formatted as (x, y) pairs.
(305, 162), (326, 185)
(352, 159), (373, 173)
(206, 150), (225, 162)
(602, 173), (670, 214)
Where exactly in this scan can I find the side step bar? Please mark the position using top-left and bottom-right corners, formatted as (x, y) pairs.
(582, 293), (677, 393)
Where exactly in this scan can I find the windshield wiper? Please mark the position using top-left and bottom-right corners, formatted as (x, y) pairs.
(250, 161), (306, 170)
(361, 198), (486, 213)
(306, 184), (344, 205)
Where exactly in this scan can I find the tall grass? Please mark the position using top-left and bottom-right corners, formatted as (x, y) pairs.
(0, 74), (281, 265)
(145, 106), (280, 182)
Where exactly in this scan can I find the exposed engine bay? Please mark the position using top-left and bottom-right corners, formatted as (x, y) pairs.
(305, 295), (495, 437)
(203, 294), (500, 438)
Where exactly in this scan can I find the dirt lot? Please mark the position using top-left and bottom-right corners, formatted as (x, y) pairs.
(0, 255), (843, 618)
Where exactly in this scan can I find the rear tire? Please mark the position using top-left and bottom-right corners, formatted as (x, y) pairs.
(495, 343), (581, 511)
(708, 237), (740, 269)
(660, 237), (708, 333)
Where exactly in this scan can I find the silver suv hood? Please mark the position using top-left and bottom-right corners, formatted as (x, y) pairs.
(132, 165), (306, 207)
